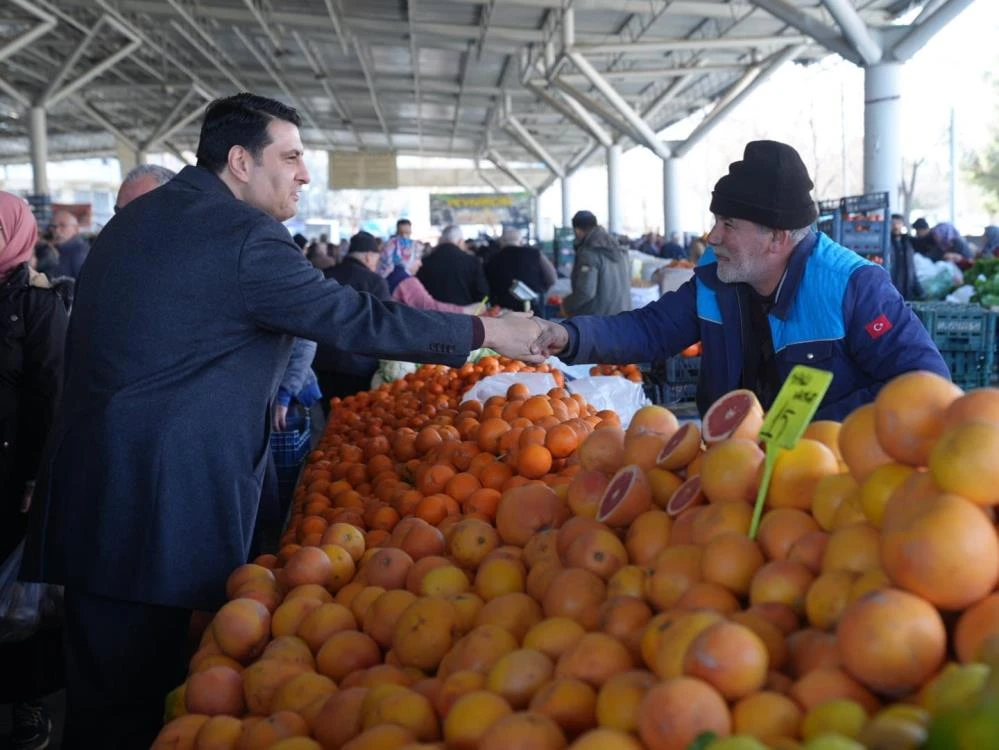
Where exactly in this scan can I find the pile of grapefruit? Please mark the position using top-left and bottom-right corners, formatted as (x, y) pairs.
(154, 367), (999, 750)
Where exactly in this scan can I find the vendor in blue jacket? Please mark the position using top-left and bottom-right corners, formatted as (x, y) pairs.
(530, 140), (950, 420)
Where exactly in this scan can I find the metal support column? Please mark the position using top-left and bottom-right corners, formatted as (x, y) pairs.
(561, 176), (572, 227)
(29, 106), (48, 196)
(136, 150), (148, 165)
(863, 62), (902, 212)
(663, 157), (682, 238)
(607, 144), (623, 236)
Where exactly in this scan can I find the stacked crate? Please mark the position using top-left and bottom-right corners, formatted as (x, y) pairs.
(643, 356), (700, 406)
(909, 302), (997, 390)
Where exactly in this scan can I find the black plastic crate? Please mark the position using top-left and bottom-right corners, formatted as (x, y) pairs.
(643, 356), (700, 405)
(666, 355), (700, 384)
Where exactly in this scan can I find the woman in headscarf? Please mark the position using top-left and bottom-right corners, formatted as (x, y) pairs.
(0, 191), (72, 748)
(982, 225), (999, 258)
(931, 222), (973, 262)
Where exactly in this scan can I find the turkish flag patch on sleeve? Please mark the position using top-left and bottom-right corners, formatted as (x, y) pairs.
(865, 313), (893, 340)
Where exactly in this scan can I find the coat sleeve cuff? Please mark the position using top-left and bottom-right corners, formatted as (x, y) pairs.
(470, 316), (485, 349)
(276, 388), (292, 406)
(560, 322), (581, 361)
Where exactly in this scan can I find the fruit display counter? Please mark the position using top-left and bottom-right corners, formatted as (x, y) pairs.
(153, 365), (999, 750)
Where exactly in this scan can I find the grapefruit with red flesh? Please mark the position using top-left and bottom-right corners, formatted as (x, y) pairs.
(597, 465), (653, 528)
(702, 390), (764, 445)
(656, 423), (703, 471)
(666, 475), (705, 518)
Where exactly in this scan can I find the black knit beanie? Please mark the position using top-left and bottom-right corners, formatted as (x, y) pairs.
(709, 141), (818, 230)
(348, 231), (378, 255)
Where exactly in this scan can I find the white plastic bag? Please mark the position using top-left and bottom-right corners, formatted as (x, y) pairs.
(546, 357), (594, 382)
(0, 541), (62, 644)
(566, 376), (650, 428)
(462, 372), (559, 404)
(629, 285), (660, 311)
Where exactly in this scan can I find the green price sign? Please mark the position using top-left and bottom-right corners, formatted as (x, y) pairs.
(749, 365), (833, 539)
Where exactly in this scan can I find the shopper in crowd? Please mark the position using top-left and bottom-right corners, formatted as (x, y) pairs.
(417, 224), (490, 306)
(911, 217), (942, 261)
(50, 210), (89, 280)
(528, 140), (949, 420)
(983, 225), (999, 257)
(377, 218), (421, 276)
(0, 191), (72, 750)
(306, 232), (335, 270)
(314, 231), (392, 411)
(660, 232), (687, 260)
(20, 92), (542, 748)
(484, 226), (558, 314)
(386, 260), (480, 314)
(561, 210), (631, 317)
(889, 213), (923, 300)
(931, 222), (974, 264)
(253, 337), (322, 556)
(113, 164), (176, 213)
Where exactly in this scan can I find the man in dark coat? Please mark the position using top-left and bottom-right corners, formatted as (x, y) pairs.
(315, 231), (392, 408)
(20, 92), (540, 748)
(417, 224), (490, 305)
(50, 210), (90, 279)
(890, 214), (923, 301)
(484, 227), (558, 314)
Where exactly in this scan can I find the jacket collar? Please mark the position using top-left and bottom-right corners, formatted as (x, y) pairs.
(693, 230), (819, 321)
(174, 164), (239, 199)
(770, 230), (818, 320)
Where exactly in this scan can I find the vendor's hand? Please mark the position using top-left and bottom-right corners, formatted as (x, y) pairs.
(943, 252), (964, 264)
(481, 312), (547, 364)
(531, 319), (570, 358)
(272, 403), (289, 432)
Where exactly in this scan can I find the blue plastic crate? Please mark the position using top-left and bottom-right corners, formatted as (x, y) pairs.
(943, 349), (995, 390)
(911, 303), (995, 352)
(816, 199), (842, 242)
(839, 192), (890, 258)
(270, 411), (311, 472)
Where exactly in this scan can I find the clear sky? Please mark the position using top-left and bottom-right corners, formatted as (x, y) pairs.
(547, 0), (999, 237)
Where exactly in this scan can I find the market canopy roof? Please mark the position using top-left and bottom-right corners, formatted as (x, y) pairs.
(0, 0), (961, 187)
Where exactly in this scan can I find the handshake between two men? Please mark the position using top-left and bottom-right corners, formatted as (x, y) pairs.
(478, 312), (571, 365)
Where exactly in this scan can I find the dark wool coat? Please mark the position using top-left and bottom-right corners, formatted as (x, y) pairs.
(22, 166), (475, 610)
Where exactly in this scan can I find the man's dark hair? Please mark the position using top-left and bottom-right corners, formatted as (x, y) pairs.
(396, 219), (412, 231)
(195, 93), (301, 174)
(912, 217), (930, 231)
(891, 213), (904, 222)
(572, 210), (597, 231)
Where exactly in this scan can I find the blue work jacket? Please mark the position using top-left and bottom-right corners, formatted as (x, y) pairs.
(562, 232), (950, 420)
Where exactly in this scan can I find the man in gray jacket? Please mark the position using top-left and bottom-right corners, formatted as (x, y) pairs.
(562, 210), (631, 316)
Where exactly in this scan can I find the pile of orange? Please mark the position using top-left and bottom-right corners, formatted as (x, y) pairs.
(588, 363), (643, 382)
(155, 370), (999, 750)
(271, 356), (613, 562)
